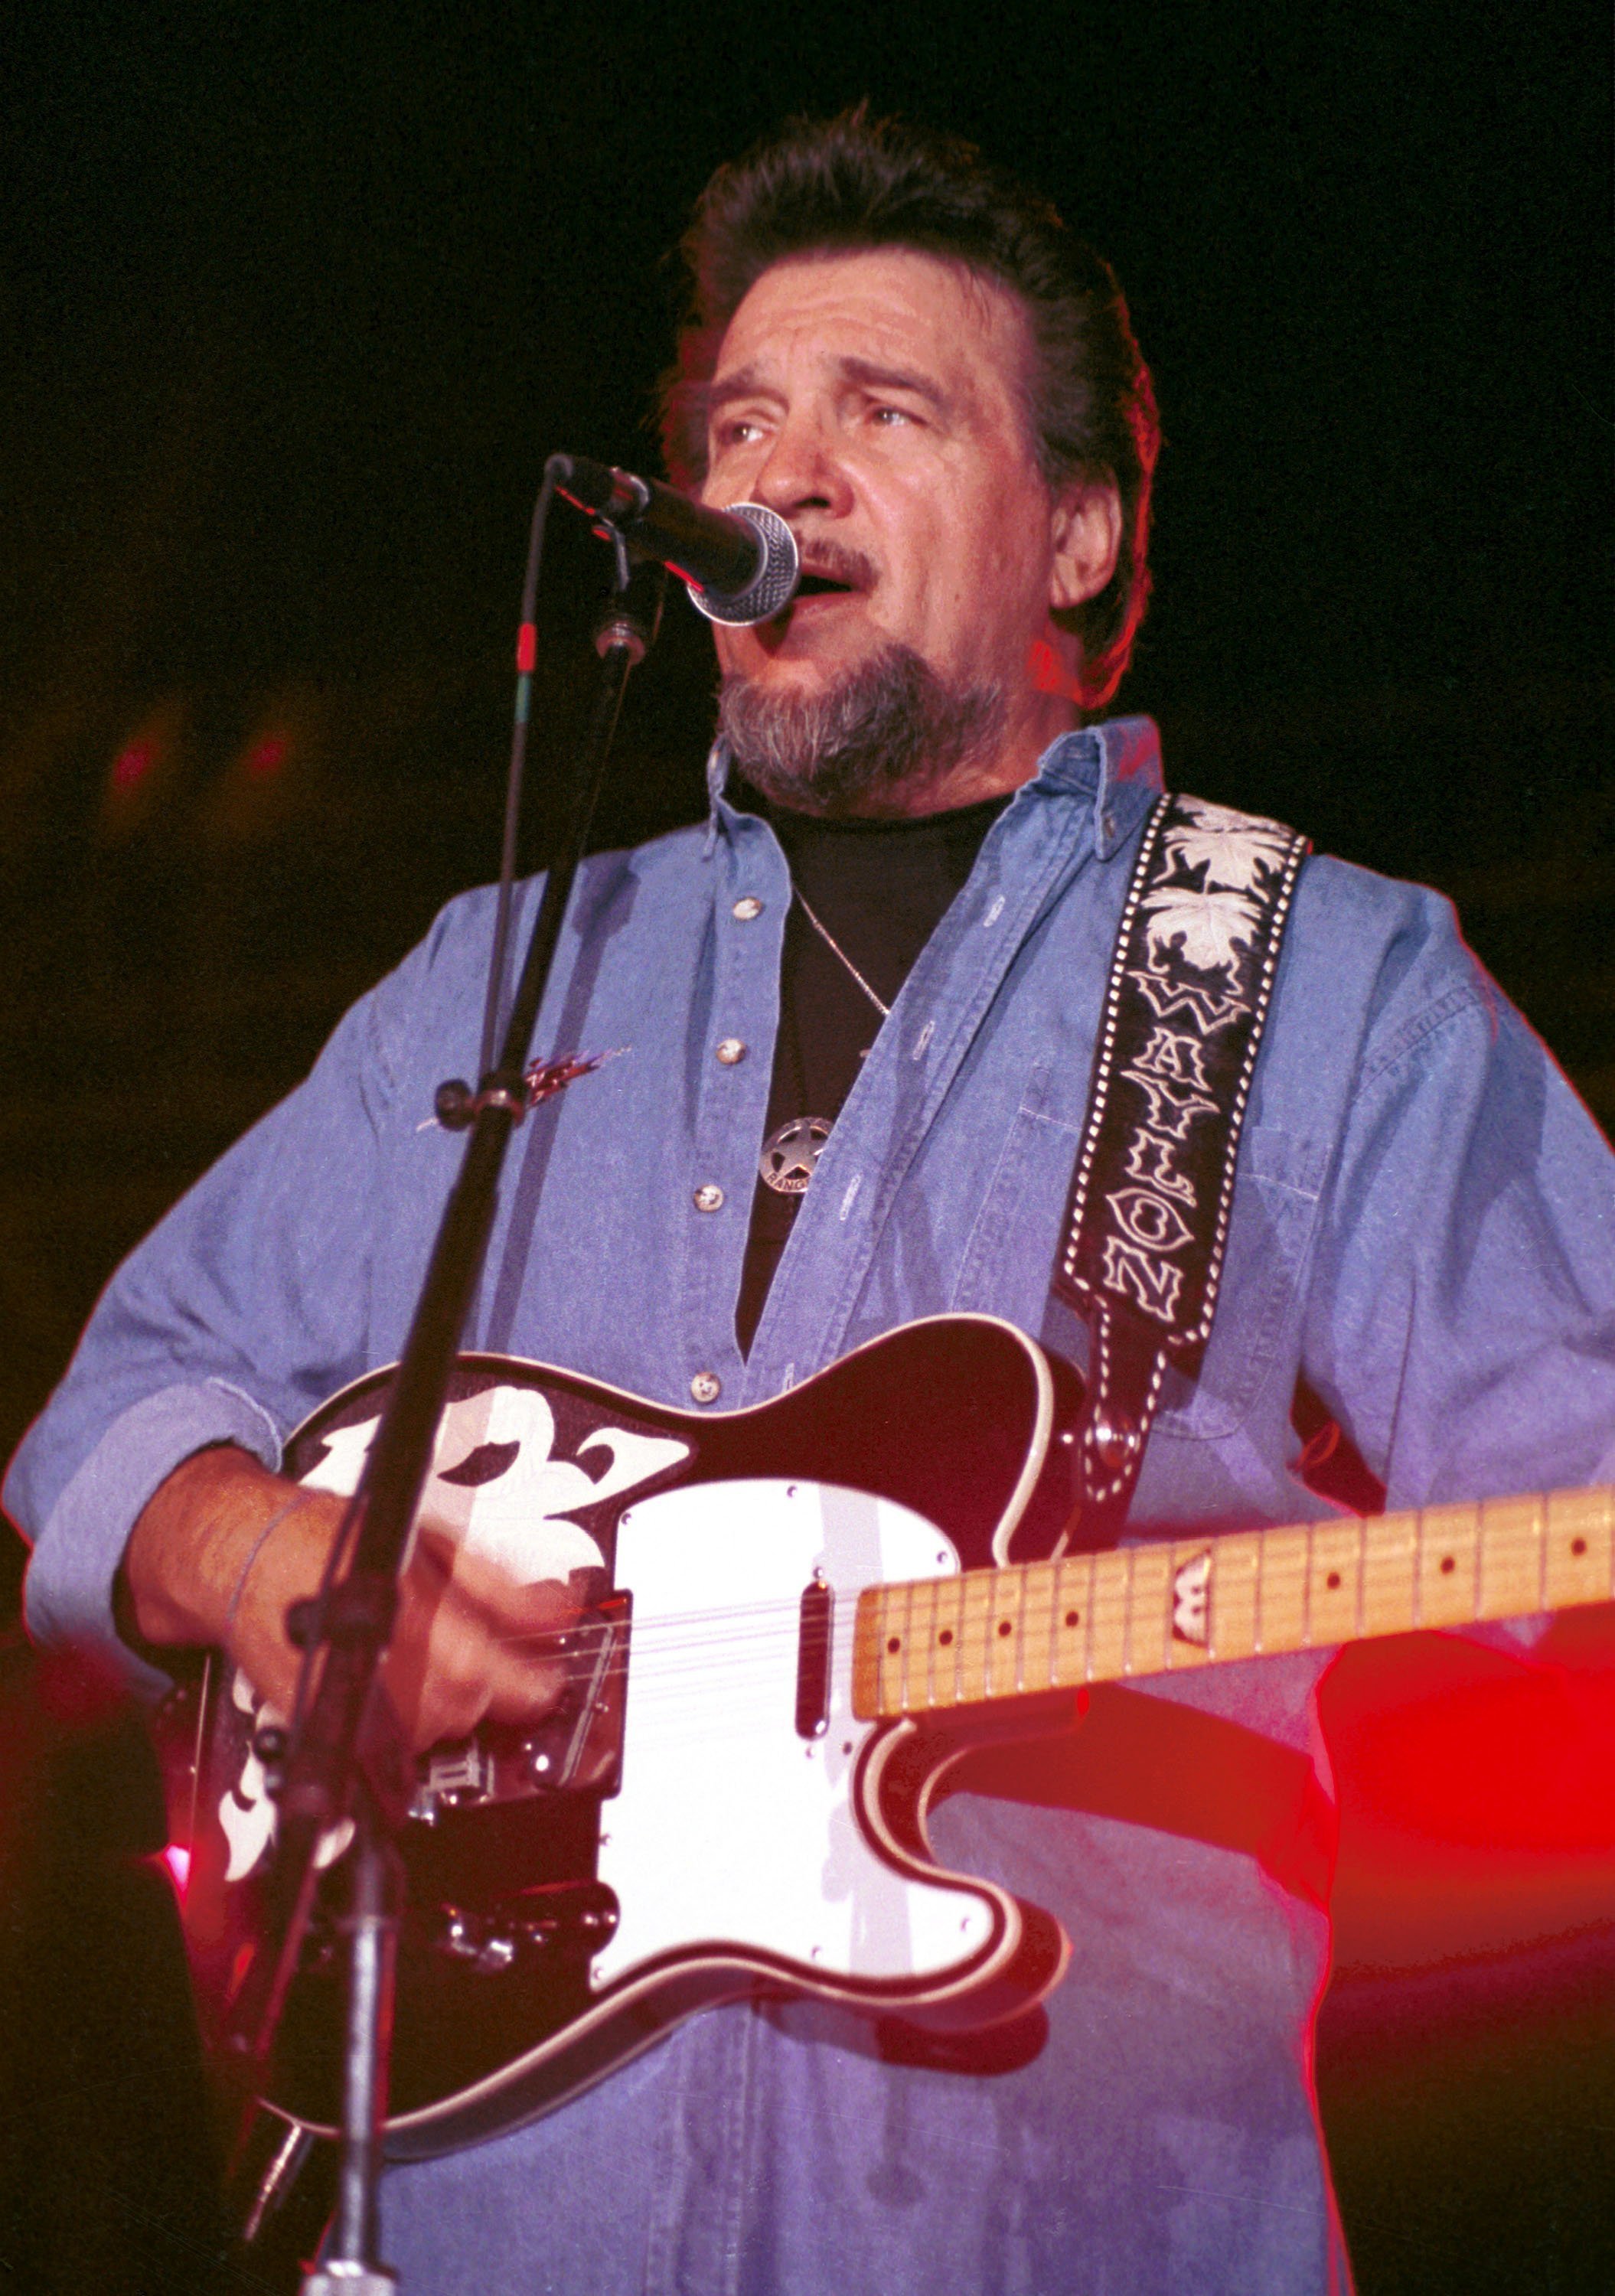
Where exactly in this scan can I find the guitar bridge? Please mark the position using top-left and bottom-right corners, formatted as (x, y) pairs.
(408, 1593), (632, 1821)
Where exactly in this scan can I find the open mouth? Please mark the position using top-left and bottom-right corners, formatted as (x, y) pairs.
(794, 572), (858, 598)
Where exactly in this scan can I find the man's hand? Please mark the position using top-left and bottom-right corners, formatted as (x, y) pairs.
(124, 1445), (579, 1750)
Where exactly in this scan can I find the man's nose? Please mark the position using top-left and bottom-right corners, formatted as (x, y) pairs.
(748, 413), (853, 521)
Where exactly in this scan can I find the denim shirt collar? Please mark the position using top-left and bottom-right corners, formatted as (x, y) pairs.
(703, 713), (1163, 861)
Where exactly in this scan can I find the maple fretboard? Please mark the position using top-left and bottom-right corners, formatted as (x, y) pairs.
(852, 1486), (1615, 1720)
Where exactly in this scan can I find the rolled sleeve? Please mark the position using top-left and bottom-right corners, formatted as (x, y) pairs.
(18, 1378), (282, 1694)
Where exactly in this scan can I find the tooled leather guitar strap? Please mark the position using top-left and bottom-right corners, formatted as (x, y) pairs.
(1053, 791), (1310, 1546)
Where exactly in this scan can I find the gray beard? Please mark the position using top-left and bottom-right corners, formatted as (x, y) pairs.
(716, 643), (1007, 817)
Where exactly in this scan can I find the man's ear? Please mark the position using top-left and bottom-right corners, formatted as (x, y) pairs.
(1049, 479), (1122, 612)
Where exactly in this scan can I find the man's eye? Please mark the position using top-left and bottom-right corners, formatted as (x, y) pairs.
(870, 405), (914, 428)
(715, 418), (764, 449)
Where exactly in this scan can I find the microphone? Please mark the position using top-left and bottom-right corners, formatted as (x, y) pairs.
(551, 453), (799, 627)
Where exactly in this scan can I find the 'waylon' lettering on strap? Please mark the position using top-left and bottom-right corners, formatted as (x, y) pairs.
(1055, 793), (1310, 1528)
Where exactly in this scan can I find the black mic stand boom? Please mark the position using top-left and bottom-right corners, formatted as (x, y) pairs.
(238, 538), (665, 2295)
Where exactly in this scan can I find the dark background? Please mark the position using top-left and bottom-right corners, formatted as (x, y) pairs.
(1, 2), (1611, 2288)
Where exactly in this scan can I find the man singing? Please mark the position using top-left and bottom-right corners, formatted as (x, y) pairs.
(8, 110), (1615, 2294)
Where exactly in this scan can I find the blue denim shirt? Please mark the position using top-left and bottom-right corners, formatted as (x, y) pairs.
(8, 716), (1615, 2292)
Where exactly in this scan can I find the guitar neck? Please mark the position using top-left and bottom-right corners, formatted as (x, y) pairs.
(851, 1484), (1615, 1721)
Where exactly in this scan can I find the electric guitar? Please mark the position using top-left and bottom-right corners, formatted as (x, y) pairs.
(159, 1313), (1613, 2162)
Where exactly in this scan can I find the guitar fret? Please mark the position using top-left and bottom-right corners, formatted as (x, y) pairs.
(1307, 1518), (1362, 1649)
(1077, 1552), (1098, 1687)
(1039, 1557), (1056, 1689)
(1129, 1544), (1173, 1676)
(1085, 1550), (1129, 1683)
(1416, 1502), (1481, 1629)
(909, 1572), (929, 1714)
(1543, 1486), (1615, 1610)
(1209, 1533), (1260, 1662)
(1471, 1500), (1483, 1623)
(1259, 1528), (1310, 1655)
(937, 1570), (965, 1706)
(1049, 1552), (1094, 1691)
(1361, 1510), (1418, 1637)
(989, 1568), (1015, 1701)
(1480, 1493), (1545, 1621)
(1013, 1563), (1029, 1696)
(1163, 1541), (1211, 1671)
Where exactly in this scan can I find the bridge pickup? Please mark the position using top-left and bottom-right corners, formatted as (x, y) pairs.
(794, 1573), (834, 1740)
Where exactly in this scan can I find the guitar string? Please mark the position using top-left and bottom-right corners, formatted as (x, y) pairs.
(467, 1513), (1534, 1676)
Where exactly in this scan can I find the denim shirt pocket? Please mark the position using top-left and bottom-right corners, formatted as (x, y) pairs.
(1150, 1123), (1326, 1443)
(953, 1092), (1324, 1446)
(948, 1058), (1084, 1325)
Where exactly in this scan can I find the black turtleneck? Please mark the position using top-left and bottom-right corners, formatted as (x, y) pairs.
(735, 784), (1012, 1355)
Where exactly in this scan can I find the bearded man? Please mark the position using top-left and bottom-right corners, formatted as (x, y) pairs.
(8, 112), (1615, 2295)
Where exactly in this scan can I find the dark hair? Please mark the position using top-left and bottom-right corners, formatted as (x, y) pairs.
(661, 109), (1160, 709)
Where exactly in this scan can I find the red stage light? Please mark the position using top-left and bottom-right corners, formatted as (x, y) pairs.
(245, 732), (289, 778)
(112, 738), (158, 792)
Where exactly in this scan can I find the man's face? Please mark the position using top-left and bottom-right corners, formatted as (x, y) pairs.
(698, 247), (1109, 805)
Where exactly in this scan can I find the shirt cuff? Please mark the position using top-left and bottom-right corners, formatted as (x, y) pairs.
(24, 1380), (283, 1697)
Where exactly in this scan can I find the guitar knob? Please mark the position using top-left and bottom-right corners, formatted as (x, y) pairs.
(251, 1724), (289, 1795)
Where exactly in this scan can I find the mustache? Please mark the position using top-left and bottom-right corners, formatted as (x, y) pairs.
(790, 535), (879, 592)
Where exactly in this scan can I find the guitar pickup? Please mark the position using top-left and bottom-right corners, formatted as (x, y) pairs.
(795, 1572), (834, 1740)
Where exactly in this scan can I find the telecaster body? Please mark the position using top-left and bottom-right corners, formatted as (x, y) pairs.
(165, 1311), (1615, 2161)
(166, 1316), (1083, 2158)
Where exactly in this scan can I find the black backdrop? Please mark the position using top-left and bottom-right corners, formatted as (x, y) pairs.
(1, 4), (1611, 2289)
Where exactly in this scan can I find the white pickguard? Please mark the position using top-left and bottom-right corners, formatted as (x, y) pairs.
(592, 1478), (993, 1989)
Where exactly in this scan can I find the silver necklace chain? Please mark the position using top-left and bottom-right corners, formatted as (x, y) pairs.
(791, 883), (892, 1019)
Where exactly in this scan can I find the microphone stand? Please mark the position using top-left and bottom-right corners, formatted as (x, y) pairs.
(241, 546), (665, 2295)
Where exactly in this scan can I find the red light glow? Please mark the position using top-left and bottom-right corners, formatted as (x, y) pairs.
(158, 1843), (191, 1894)
(112, 739), (158, 792)
(245, 732), (289, 778)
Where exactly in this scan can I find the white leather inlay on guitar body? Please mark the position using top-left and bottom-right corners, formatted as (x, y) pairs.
(217, 1383), (690, 1882)
(592, 1479), (991, 1988)
(300, 1390), (690, 1583)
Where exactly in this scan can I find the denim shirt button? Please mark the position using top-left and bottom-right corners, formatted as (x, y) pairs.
(732, 895), (764, 921)
(715, 1037), (747, 1065)
(690, 1371), (722, 1404)
(693, 1183), (725, 1212)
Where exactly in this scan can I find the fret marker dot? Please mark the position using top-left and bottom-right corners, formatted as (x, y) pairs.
(886, 1636), (901, 1655)
(1440, 1555), (1455, 1575)
(997, 1619), (1013, 1639)
(1064, 1610), (1080, 1629)
(1572, 1537), (1588, 1557)
(938, 1629), (954, 1647)
(1326, 1571), (1341, 1591)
